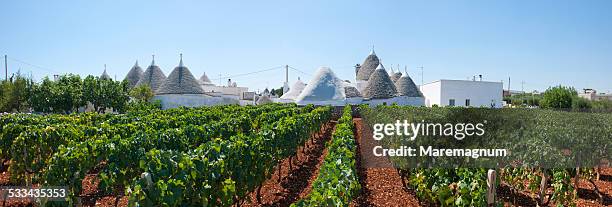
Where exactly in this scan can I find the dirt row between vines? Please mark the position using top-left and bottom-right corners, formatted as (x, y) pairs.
(242, 120), (336, 207)
(349, 118), (422, 207)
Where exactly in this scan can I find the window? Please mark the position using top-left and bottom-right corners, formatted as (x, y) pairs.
(465, 99), (471, 106)
(449, 99), (455, 106)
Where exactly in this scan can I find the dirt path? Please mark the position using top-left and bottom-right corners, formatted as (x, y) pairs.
(242, 121), (336, 207)
(350, 118), (421, 207)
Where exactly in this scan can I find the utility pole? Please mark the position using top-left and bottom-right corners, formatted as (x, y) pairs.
(285, 65), (289, 83)
(417, 66), (424, 86)
(508, 77), (511, 92)
(4, 55), (7, 81)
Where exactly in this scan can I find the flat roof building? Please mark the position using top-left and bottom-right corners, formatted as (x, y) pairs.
(421, 79), (503, 108)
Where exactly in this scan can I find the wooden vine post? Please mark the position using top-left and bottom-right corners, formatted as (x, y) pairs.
(486, 169), (496, 206)
(574, 166), (580, 196)
(539, 168), (547, 205)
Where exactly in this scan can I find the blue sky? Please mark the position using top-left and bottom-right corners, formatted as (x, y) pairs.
(1, 0), (611, 93)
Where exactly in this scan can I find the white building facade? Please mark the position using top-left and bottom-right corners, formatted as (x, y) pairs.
(578, 89), (612, 101)
(421, 79), (503, 108)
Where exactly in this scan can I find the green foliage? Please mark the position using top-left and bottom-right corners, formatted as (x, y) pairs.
(505, 93), (542, 107)
(0, 72), (31, 112)
(81, 75), (129, 113)
(292, 106), (360, 207)
(129, 84), (155, 103)
(359, 105), (612, 206)
(571, 97), (591, 110)
(408, 168), (487, 207)
(540, 86), (577, 109)
(0, 103), (332, 206)
(126, 100), (162, 113)
(591, 99), (612, 111)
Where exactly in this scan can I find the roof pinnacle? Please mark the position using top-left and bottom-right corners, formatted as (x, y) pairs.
(179, 53), (184, 67)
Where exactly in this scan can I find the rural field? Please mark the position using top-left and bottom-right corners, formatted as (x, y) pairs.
(0, 104), (610, 207)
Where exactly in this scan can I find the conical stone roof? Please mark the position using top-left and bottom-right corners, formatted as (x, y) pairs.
(363, 63), (397, 99)
(295, 67), (346, 104)
(124, 61), (143, 88)
(256, 95), (273, 105)
(199, 72), (212, 84)
(136, 56), (167, 91)
(344, 85), (362, 98)
(390, 72), (402, 83)
(395, 73), (423, 97)
(156, 55), (205, 94)
(356, 49), (380, 81)
(280, 79), (307, 100)
(100, 64), (111, 80)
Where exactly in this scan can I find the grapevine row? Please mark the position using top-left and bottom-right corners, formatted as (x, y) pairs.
(126, 106), (333, 206)
(292, 106), (361, 206)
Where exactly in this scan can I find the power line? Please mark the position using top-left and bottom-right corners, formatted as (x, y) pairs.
(287, 66), (312, 76)
(7, 56), (59, 74)
(219, 65), (284, 80)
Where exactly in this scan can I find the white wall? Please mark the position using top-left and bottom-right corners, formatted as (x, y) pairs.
(201, 85), (248, 96)
(364, 96), (424, 107)
(421, 80), (503, 108)
(154, 94), (239, 109)
(420, 81), (441, 107)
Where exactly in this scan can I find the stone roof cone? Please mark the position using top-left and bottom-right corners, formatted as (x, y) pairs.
(156, 54), (205, 94)
(135, 55), (167, 91)
(362, 63), (397, 99)
(100, 64), (111, 80)
(390, 66), (402, 83)
(124, 60), (144, 88)
(395, 71), (423, 97)
(199, 72), (212, 84)
(356, 47), (380, 81)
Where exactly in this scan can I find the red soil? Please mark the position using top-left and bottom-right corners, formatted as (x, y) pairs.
(242, 121), (336, 207)
(350, 118), (421, 207)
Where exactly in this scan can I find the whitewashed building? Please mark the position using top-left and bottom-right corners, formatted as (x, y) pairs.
(420, 79), (503, 108)
(578, 89), (612, 101)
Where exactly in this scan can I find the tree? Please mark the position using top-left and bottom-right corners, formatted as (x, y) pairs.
(29, 77), (55, 113)
(540, 86), (577, 109)
(0, 72), (30, 112)
(129, 84), (155, 102)
(81, 75), (129, 113)
(53, 74), (84, 113)
(111, 80), (130, 113)
(82, 75), (100, 111)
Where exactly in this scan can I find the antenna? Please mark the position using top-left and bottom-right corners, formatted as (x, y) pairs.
(4, 55), (7, 81)
(417, 66), (424, 85)
(508, 77), (511, 92)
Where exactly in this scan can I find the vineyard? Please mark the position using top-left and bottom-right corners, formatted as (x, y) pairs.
(0, 103), (342, 206)
(0, 104), (610, 206)
(359, 105), (611, 206)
